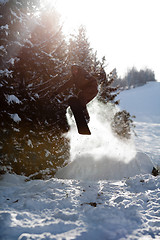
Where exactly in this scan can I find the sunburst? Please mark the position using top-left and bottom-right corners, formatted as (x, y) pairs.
(41, 0), (93, 35)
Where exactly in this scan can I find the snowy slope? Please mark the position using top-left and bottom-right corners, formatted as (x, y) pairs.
(0, 82), (160, 240)
(119, 82), (160, 123)
(119, 82), (160, 166)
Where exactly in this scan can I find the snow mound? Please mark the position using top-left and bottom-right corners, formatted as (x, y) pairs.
(56, 151), (154, 180)
(56, 152), (153, 181)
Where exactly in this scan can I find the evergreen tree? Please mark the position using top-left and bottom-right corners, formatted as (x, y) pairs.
(67, 25), (94, 71)
(97, 60), (120, 105)
(0, 0), (40, 68)
(119, 67), (156, 89)
(67, 25), (120, 105)
(0, 1), (69, 179)
(0, 0), (41, 124)
(111, 67), (156, 90)
(111, 110), (136, 139)
(9, 8), (69, 126)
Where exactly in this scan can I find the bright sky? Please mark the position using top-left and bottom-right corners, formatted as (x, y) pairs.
(51, 0), (160, 80)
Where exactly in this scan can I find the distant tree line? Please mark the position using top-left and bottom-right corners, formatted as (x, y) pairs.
(0, 0), (133, 179)
(112, 67), (156, 89)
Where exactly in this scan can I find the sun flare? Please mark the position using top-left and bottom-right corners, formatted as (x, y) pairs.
(42, 0), (93, 34)
(41, 0), (160, 80)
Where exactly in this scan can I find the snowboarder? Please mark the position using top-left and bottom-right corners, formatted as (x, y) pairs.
(55, 65), (98, 123)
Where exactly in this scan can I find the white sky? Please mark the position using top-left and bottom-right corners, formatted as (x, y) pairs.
(53, 0), (160, 80)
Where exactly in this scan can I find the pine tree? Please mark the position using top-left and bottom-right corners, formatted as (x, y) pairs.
(0, 0), (41, 124)
(10, 8), (69, 126)
(96, 59), (120, 105)
(111, 110), (136, 139)
(67, 25), (94, 71)
(67, 27), (120, 105)
(0, 1), (69, 179)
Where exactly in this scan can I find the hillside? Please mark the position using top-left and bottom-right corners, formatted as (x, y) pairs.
(119, 82), (160, 166)
(0, 82), (160, 240)
(119, 81), (160, 123)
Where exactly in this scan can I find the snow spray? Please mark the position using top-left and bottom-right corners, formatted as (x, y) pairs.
(67, 99), (136, 162)
(55, 99), (152, 181)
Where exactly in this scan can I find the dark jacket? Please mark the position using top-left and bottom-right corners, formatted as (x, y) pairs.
(57, 66), (98, 106)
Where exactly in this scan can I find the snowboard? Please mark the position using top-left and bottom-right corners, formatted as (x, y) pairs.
(68, 97), (91, 135)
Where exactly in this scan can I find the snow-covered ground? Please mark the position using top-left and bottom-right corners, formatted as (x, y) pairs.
(0, 82), (160, 240)
(119, 82), (160, 166)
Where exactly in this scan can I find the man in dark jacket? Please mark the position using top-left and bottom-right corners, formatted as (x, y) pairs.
(56, 65), (98, 122)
